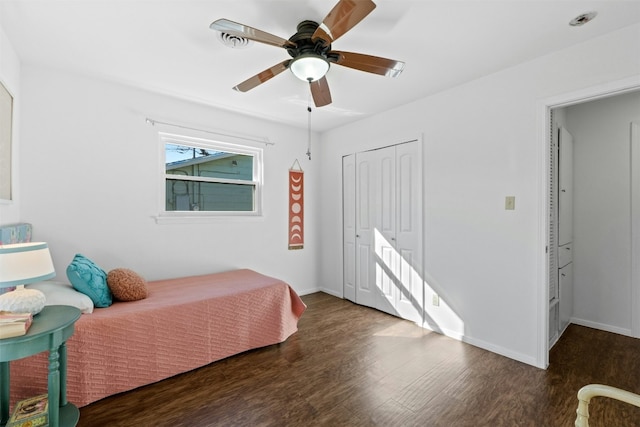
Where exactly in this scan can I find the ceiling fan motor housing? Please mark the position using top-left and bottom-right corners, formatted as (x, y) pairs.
(287, 20), (331, 59)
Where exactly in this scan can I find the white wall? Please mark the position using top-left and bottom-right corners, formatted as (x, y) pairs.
(18, 66), (320, 296)
(10, 19), (640, 367)
(567, 91), (640, 335)
(318, 24), (640, 367)
(0, 24), (21, 224)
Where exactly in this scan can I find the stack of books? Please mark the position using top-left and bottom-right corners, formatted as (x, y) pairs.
(0, 311), (33, 339)
(6, 394), (48, 427)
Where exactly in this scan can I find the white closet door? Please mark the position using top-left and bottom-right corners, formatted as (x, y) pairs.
(355, 146), (397, 314)
(354, 150), (377, 309)
(342, 154), (356, 302)
(374, 146), (397, 316)
(394, 141), (423, 324)
(347, 140), (423, 323)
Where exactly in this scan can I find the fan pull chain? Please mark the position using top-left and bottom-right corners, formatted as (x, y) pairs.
(306, 104), (312, 160)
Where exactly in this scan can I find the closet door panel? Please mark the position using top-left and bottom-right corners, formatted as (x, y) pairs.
(354, 152), (376, 309)
(342, 155), (356, 302)
(374, 146), (397, 315)
(377, 243), (397, 315)
(380, 154), (395, 237)
(397, 248), (422, 322)
(394, 141), (424, 324)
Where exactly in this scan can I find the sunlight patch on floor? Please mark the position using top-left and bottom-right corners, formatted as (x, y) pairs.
(373, 322), (431, 338)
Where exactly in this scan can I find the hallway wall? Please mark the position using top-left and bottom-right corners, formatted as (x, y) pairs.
(567, 90), (640, 335)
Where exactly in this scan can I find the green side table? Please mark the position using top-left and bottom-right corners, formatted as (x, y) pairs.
(0, 305), (81, 427)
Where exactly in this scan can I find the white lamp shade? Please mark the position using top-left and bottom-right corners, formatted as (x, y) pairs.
(290, 55), (330, 82)
(0, 242), (56, 288)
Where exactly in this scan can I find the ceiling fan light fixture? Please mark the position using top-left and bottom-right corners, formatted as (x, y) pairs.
(290, 54), (330, 82)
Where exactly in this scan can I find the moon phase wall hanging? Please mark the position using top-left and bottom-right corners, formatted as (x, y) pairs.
(288, 161), (304, 250)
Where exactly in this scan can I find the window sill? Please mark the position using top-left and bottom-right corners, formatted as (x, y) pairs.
(153, 212), (263, 225)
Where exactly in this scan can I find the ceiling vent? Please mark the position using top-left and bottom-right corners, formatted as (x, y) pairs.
(217, 32), (253, 49)
(569, 11), (597, 27)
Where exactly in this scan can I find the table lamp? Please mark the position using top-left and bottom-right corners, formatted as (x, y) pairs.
(0, 242), (55, 314)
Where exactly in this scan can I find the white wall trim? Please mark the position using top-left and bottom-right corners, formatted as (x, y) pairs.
(542, 76), (640, 110)
(320, 287), (342, 298)
(571, 317), (634, 338)
(536, 76), (640, 369)
(535, 99), (552, 369)
(631, 122), (640, 337)
(297, 286), (322, 296)
(421, 322), (539, 367)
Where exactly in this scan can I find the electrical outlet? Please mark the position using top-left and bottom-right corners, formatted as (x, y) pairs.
(432, 294), (440, 306)
(505, 196), (516, 210)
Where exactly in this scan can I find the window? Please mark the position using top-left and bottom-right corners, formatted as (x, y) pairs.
(159, 132), (263, 218)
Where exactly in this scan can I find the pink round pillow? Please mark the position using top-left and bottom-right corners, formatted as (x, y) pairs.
(106, 268), (149, 301)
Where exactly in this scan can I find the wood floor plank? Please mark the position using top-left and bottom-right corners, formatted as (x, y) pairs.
(75, 293), (640, 426)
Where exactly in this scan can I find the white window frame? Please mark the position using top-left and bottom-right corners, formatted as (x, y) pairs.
(156, 131), (263, 223)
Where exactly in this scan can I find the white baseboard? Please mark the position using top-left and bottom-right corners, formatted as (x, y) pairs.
(315, 292), (542, 368)
(421, 322), (541, 368)
(570, 317), (634, 338)
(319, 287), (342, 298)
(297, 286), (321, 296)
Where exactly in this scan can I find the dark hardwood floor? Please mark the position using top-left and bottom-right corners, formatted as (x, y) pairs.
(77, 292), (640, 426)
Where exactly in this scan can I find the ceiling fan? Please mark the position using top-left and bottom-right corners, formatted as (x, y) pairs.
(210, 0), (405, 108)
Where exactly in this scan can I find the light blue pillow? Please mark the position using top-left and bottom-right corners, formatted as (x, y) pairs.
(27, 281), (94, 314)
(66, 254), (112, 308)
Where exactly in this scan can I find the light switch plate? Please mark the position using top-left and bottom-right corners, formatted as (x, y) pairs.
(505, 196), (516, 210)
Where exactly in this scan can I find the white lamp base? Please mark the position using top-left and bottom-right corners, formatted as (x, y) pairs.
(0, 285), (46, 315)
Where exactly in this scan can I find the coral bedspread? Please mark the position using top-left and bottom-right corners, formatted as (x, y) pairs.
(9, 269), (306, 407)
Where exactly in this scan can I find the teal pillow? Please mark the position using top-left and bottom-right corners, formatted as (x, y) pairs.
(66, 254), (112, 308)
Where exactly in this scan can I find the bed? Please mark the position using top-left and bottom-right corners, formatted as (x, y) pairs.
(1, 224), (306, 408)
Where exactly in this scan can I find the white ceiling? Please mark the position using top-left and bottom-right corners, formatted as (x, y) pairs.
(1, 1), (639, 132)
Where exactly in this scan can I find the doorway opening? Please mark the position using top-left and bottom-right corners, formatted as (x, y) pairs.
(539, 77), (640, 368)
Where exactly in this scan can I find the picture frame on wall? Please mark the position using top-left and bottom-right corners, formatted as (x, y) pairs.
(0, 80), (13, 202)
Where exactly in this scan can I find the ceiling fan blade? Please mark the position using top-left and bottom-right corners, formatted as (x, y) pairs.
(332, 51), (405, 77)
(310, 77), (332, 107)
(210, 19), (296, 49)
(233, 60), (292, 92)
(312, 0), (376, 45)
